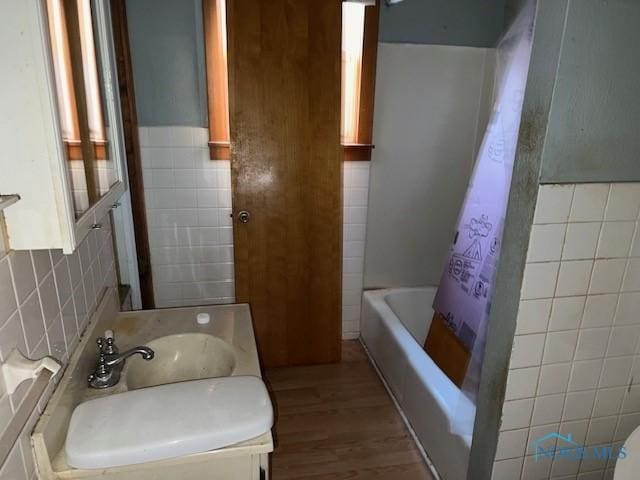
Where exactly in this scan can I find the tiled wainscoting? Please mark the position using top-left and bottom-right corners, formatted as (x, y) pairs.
(0, 214), (117, 480)
(493, 183), (640, 480)
(139, 127), (235, 308)
(342, 162), (370, 339)
(140, 127), (371, 339)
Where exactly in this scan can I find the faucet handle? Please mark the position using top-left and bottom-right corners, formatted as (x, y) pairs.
(104, 337), (118, 355)
(96, 336), (118, 355)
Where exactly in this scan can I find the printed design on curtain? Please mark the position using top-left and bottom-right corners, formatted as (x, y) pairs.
(426, 0), (536, 435)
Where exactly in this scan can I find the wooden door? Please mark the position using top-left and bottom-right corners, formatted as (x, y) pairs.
(227, 0), (342, 367)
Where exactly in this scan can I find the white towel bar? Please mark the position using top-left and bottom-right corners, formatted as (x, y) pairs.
(0, 350), (61, 469)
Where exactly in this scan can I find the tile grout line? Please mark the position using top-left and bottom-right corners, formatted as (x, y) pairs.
(546, 185), (587, 478)
(566, 184), (610, 476)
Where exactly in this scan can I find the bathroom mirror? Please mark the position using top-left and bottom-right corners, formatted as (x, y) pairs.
(45, 0), (125, 218)
(89, 0), (120, 199)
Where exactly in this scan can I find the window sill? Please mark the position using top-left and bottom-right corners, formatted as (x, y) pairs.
(65, 140), (108, 161)
(343, 143), (373, 161)
(208, 141), (231, 160)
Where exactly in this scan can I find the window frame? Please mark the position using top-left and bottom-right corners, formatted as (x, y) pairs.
(343, 0), (379, 161)
(202, 0), (231, 160)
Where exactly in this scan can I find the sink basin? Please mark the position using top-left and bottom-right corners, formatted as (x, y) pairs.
(124, 333), (236, 389)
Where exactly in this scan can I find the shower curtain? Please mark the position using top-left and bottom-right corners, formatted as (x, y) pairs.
(431, 0), (536, 436)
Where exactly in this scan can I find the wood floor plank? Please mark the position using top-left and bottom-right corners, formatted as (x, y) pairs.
(265, 341), (434, 480)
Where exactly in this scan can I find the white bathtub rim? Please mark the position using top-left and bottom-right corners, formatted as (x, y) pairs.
(362, 288), (475, 446)
(363, 286), (476, 440)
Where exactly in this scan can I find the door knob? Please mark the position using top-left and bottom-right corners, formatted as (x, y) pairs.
(237, 210), (251, 224)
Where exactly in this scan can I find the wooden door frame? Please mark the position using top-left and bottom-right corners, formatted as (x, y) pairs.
(110, 0), (155, 308)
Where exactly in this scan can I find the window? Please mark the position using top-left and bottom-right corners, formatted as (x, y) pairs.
(46, 0), (107, 161)
(341, 2), (365, 145)
(202, 0), (379, 161)
(341, 0), (378, 161)
(203, 0), (231, 160)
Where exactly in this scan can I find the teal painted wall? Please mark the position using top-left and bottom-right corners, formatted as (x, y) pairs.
(126, 0), (207, 126)
(126, 0), (508, 125)
(379, 0), (506, 47)
(540, 0), (640, 183)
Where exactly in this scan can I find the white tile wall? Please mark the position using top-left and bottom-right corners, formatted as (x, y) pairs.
(68, 161), (90, 215)
(139, 127), (235, 308)
(494, 183), (640, 480)
(0, 213), (117, 480)
(141, 127), (371, 339)
(343, 162), (370, 339)
(68, 158), (117, 217)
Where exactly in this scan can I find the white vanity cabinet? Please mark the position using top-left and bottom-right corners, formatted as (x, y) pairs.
(0, 0), (127, 253)
(32, 290), (274, 480)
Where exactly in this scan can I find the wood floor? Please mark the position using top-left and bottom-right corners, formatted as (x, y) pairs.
(264, 340), (434, 480)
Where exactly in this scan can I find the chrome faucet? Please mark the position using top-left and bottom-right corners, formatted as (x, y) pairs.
(103, 346), (154, 367)
(88, 336), (154, 389)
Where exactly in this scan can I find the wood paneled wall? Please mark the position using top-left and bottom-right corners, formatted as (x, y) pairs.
(227, 0), (343, 367)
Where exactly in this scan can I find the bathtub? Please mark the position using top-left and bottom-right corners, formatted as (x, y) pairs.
(360, 287), (475, 480)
